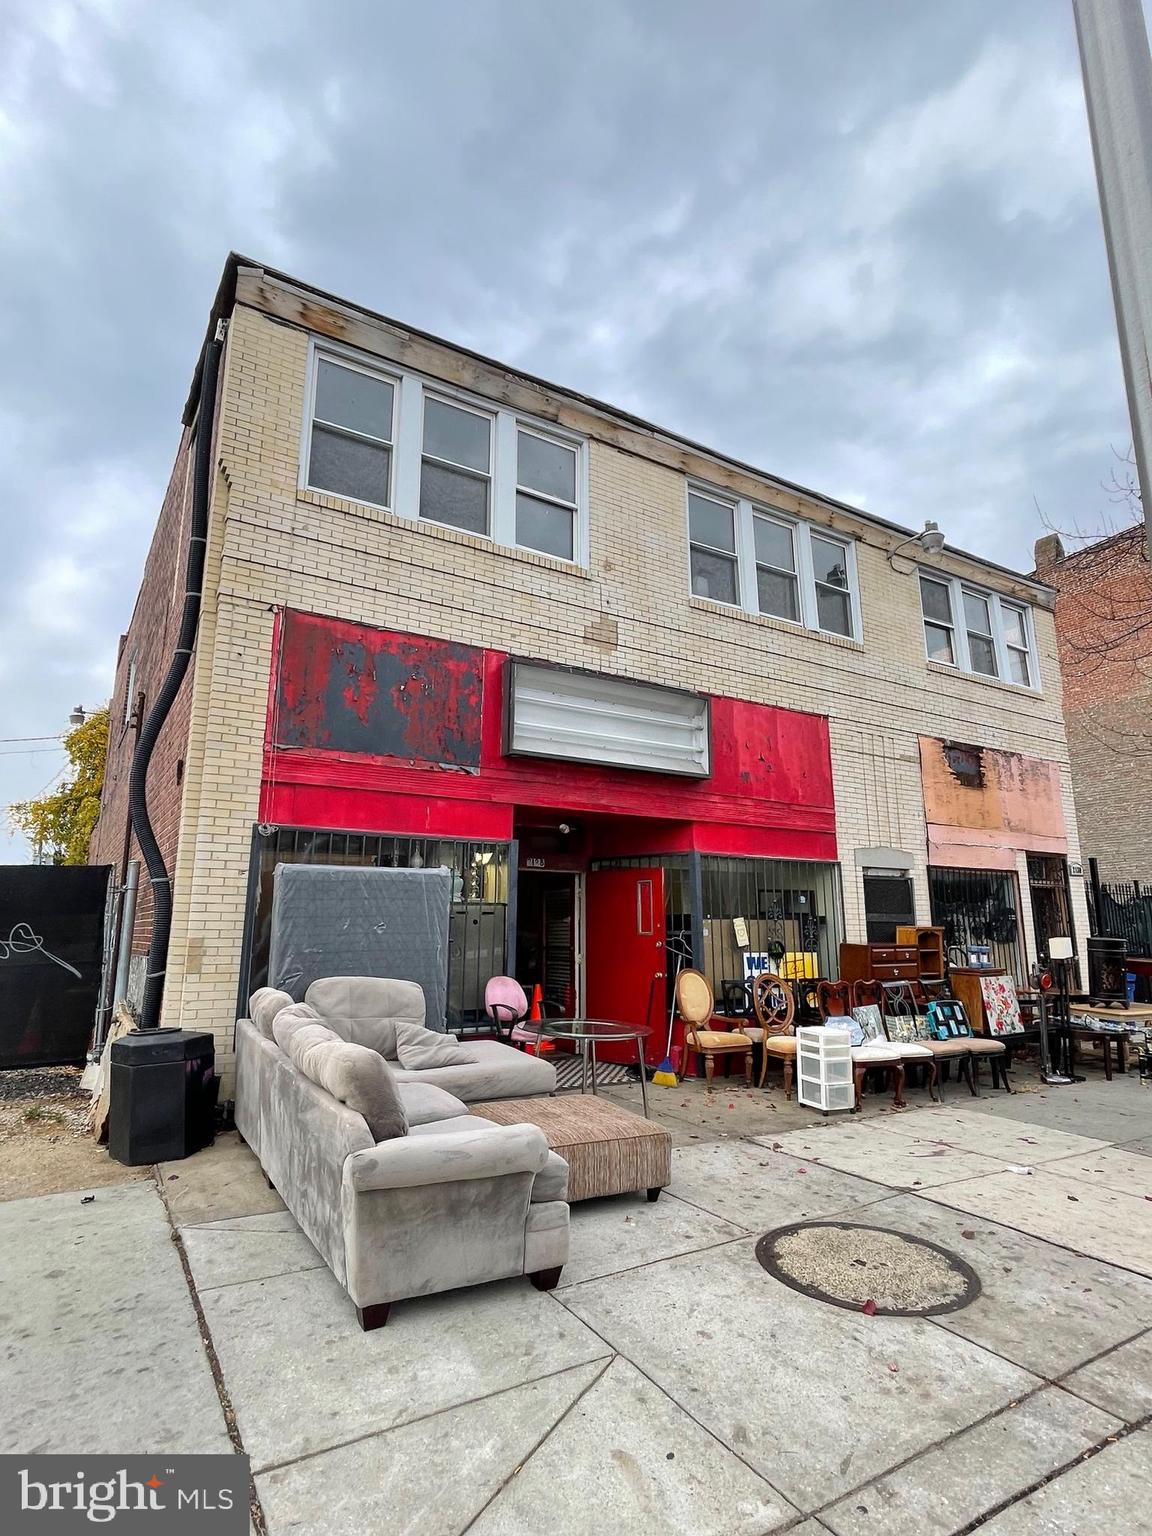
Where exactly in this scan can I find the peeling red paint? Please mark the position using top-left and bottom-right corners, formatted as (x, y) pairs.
(262, 610), (837, 858)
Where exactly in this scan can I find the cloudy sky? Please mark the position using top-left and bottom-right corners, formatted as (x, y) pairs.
(0, 0), (1137, 857)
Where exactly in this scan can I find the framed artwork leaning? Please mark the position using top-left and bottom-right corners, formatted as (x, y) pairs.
(981, 974), (1024, 1035)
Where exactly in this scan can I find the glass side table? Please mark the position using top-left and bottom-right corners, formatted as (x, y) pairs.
(536, 1019), (654, 1118)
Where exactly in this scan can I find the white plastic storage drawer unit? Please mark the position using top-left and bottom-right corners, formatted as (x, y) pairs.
(796, 1025), (854, 1114)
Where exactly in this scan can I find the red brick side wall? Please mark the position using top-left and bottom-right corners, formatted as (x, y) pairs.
(89, 428), (196, 956)
(1036, 528), (1152, 882)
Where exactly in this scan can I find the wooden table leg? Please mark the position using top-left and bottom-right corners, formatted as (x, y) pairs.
(926, 1059), (940, 1103)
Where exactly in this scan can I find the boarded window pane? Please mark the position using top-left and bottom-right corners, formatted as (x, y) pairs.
(816, 585), (851, 635)
(423, 398), (491, 472)
(690, 546), (738, 604)
(309, 425), (391, 505)
(920, 577), (952, 625)
(925, 621), (955, 663)
(315, 360), (394, 441)
(516, 493), (573, 559)
(1008, 647), (1031, 686)
(753, 516), (795, 571)
(756, 566), (800, 621)
(420, 459), (489, 534)
(969, 634), (998, 676)
(811, 535), (849, 588)
(963, 591), (992, 635)
(688, 493), (735, 552)
(518, 432), (576, 502)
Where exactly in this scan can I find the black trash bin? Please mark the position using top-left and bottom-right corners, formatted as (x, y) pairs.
(108, 1028), (217, 1166)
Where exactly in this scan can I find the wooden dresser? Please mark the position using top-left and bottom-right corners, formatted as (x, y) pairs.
(839, 942), (920, 988)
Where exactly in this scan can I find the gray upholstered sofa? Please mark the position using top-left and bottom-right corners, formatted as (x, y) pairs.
(235, 979), (569, 1330)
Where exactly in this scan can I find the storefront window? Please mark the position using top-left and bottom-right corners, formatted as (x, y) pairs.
(698, 856), (843, 993)
(928, 866), (1024, 983)
(245, 828), (511, 1030)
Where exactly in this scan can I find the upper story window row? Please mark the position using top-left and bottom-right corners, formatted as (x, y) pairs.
(688, 484), (860, 640)
(304, 348), (586, 563)
(919, 572), (1038, 689)
(301, 344), (1041, 687)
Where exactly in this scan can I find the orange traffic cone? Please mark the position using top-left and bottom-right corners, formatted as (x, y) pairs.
(527, 984), (554, 1053)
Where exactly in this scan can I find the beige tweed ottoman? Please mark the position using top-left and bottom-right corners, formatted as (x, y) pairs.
(469, 1095), (672, 1202)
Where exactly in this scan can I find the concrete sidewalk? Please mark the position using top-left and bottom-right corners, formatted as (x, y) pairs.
(4, 1075), (1151, 1534)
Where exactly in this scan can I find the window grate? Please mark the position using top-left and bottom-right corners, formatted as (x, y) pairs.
(244, 827), (511, 1031)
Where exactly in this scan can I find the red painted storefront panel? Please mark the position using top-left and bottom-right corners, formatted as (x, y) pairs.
(261, 611), (838, 859)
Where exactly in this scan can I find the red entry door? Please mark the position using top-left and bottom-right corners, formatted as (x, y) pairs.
(584, 867), (666, 1064)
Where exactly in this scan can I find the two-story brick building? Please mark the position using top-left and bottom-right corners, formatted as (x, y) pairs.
(91, 256), (1089, 1089)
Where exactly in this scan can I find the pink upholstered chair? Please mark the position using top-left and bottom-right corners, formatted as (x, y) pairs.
(484, 976), (544, 1049)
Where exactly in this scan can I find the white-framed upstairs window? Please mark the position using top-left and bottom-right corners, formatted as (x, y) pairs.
(688, 489), (740, 605)
(420, 395), (493, 536)
(687, 482), (860, 639)
(516, 428), (580, 561)
(918, 572), (1040, 689)
(307, 354), (396, 508)
(301, 341), (588, 564)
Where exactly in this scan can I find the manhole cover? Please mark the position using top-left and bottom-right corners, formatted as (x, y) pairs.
(755, 1221), (981, 1316)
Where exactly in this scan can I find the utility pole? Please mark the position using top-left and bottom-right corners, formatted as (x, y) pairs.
(1073, 0), (1152, 557)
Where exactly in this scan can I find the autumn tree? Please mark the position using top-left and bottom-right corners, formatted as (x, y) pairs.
(9, 706), (110, 864)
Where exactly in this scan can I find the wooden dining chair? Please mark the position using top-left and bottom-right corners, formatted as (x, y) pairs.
(851, 979), (884, 1010)
(749, 972), (797, 1093)
(675, 969), (754, 1085)
(817, 980), (853, 1019)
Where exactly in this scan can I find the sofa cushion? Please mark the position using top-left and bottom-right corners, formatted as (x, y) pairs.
(273, 1005), (408, 1141)
(398, 1081), (470, 1126)
(305, 976), (426, 1058)
(249, 986), (295, 1039)
(391, 1039), (557, 1102)
(394, 1021), (479, 1071)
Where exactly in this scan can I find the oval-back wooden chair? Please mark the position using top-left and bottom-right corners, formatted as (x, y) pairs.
(675, 969), (753, 1086)
(750, 972), (797, 1094)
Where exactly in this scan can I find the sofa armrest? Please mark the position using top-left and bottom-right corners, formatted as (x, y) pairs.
(344, 1124), (549, 1193)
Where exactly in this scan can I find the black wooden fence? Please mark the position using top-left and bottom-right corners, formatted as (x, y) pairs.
(0, 864), (110, 1068)
(1091, 879), (1152, 955)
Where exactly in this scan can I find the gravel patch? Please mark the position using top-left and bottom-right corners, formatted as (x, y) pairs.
(757, 1221), (980, 1315)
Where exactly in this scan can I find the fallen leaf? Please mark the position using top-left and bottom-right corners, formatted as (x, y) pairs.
(1068, 1195), (1080, 1202)
(960, 1230), (976, 1240)
(862, 1299), (878, 1316)
(888, 1363), (899, 1373)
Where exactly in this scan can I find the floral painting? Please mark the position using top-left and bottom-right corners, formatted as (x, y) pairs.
(981, 974), (1024, 1035)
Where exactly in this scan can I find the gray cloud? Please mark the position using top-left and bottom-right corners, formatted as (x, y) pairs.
(0, 0), (1134, 855)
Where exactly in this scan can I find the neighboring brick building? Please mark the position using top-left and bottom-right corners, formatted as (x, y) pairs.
(89, 427), (196, 999)
(1034, 527), (1152, 882)
(92, 256), (1090, 1090)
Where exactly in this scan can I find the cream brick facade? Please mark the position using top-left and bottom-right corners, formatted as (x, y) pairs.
(132, 265), (1088, 1089)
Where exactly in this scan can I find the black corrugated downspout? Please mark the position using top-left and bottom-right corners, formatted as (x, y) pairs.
(129, 332), (223, 1030)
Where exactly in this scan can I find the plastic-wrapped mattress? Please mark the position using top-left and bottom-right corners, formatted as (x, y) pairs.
(268, 864), (452, 1029)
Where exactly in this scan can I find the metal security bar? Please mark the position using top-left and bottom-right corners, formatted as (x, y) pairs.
(698, 856), (844, 995)
(245, 827), (512, 1030)
(1093, 879), (1152, 953)
(928, 866), (1025, 984)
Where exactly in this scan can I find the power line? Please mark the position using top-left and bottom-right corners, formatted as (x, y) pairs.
(0, 734), (66, 744)
(0, 746), (68, 757)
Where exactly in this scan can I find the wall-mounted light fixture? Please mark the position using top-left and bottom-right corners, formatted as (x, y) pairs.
(888, 520), (946, 572)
